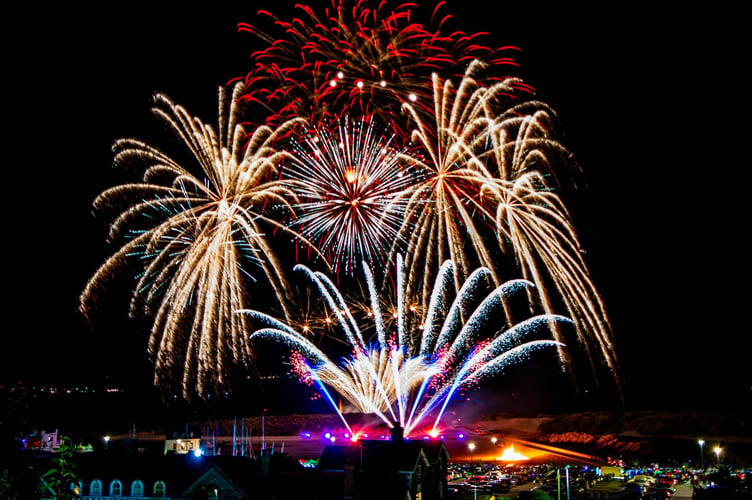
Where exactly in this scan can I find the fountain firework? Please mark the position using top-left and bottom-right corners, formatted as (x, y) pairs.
(241, 255), (570, 437)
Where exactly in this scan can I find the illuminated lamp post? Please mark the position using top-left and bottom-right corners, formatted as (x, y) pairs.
(714, 446), (722, 469)
(104, 435), (110, 451)
(698, 439), (705, 469)
(467, 442), (478, 499)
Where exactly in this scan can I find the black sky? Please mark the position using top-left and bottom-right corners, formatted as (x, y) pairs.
(6, 2), (749, 415)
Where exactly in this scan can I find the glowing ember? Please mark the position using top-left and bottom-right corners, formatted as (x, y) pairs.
(497, 444), (528, 461)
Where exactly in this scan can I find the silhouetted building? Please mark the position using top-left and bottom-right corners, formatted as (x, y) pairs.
(317, 426), (450, 499)
(66, 425), (449, 499)
(73, 451), (312, 499)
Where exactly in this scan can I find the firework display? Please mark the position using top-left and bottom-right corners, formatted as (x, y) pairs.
(243, 255), (569, 436)
(82, 0), (619, 409)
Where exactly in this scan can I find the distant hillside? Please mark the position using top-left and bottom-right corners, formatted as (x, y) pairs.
(530, 410), (751, 439)
(481, 410), (752, 464)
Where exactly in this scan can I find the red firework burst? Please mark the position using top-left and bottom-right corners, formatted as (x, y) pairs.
(234, 0), (524, 134)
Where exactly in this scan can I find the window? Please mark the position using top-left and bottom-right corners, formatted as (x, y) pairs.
(90, 479), (102, 496)
(131, 479), (144, 496)
(110, 479), (122, 496)
(207, 485), (220, 500)
(154, 480), (166, 497)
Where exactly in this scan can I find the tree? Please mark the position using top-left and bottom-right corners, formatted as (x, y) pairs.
(38, 437), (79, 499)
(531, 489), (555, 500)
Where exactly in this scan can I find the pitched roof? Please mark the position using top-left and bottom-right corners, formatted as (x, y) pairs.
(412, 439), (451, 462)
(318, 438), (448, 474)
(181, 461), (249, 500)
(71, 451), (305, 497)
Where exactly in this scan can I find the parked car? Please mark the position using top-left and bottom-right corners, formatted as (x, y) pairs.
(656, 475), (677, 486)
(486, 471), (516, 483)
(489, 479), (512, 493)
(447, 483), (469, 497)
(632, 474), (656, 487)
(624, 481), (647, 496)
(648, 484), (676, 497)
(465, 475), (490, 486)
(571, 478), (590, 494)
(644, 489), (671, 499)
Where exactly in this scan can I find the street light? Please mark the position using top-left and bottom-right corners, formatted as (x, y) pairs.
(104, 435), (110, 451)
(714, 446), (722, 469)
(698, 439), (705, 469)
(467, 443), (478, 500)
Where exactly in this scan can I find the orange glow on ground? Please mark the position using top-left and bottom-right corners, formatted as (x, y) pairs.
(497, 444), (529, 461)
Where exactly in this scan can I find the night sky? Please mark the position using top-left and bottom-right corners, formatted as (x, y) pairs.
(6, 3), (749, 416)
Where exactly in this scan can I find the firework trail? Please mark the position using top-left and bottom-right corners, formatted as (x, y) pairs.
(484, 173), (619, 383)
(281, 115), (422, 276)
(390, 59), (619, 385)
(390, 60), (543, 305)
(235, 0), (523, 133)
(242, 255), (569, 437)
(79, 83), (322, 399)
